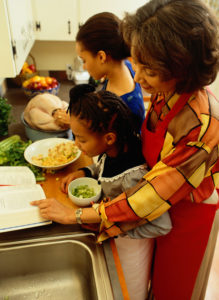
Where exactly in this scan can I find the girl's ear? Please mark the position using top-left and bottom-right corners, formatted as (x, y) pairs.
(97, 50), (107, 64)
(104, 132), (117, 146)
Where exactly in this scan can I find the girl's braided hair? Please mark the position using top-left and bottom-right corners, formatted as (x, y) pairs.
(68, 84), (141, 153)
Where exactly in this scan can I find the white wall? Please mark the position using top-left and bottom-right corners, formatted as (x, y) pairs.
(209, 74), (219, 99)
(30, 41), (76, 71)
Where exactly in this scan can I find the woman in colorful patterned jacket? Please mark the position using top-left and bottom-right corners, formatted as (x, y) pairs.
(32, 0), (219, 299)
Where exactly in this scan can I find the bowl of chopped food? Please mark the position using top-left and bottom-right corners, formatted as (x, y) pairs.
(24, 138), (81, 170)
(68, 177), (102, 206)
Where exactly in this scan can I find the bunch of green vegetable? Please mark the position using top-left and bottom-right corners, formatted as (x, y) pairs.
(0, 135), (45, 181)
(0, 97), (12, 136)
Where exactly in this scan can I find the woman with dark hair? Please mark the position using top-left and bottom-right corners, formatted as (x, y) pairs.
(32, 1), (219, 299)
(75, 12), (145, 130)
(119, 0), (219, 299)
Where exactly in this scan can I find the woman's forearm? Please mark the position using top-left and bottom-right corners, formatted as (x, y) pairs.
(31, 198), (101, 225)
(78, 207), (101, 224)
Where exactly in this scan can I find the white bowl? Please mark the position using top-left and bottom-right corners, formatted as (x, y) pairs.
(24, 138), (81, 170)
(68, 177), (102, 207)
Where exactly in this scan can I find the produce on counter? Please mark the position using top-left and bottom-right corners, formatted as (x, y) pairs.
(0, 97), (12, 136)
(22, 75), (58, 91)
(20, 61), (36, 75)
(23, 93), (70, 131)
(0, 135), (45, 181)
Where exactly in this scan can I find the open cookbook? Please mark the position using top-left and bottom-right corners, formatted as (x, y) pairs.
(0, 166), (52, 232)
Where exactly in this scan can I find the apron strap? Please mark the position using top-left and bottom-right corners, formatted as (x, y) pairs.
(158, 92), (193, 130)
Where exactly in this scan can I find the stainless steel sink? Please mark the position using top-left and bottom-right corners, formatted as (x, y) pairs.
(0, 232), (114, 300)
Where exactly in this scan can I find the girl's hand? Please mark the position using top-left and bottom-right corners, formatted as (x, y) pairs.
(53, 109), (70, 129)
(31, 198), (76, 224)
(60, 170), (85, 193)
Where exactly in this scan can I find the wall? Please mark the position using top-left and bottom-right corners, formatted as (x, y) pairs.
(209, 74), (219, 98)
(30, 41), (76, 71)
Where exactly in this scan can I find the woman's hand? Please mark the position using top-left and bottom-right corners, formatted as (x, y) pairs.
(60, 170), (86, 193)
(31, 198), (76, 224)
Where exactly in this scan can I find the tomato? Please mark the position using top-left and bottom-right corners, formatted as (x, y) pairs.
(26, 82), (34, 89)
(28, 64), (36, 72)
(51, 82), (58, 88)
(51, 77), (58, 84)
(35, 82), (43, 90)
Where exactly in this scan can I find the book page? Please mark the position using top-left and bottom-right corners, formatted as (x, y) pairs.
(0, 184), (52, 232)
(0, 184), (44, 211)
(0, 166), (36, 185)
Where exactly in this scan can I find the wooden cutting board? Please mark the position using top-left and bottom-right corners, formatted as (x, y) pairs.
(40, 153), (92, 209)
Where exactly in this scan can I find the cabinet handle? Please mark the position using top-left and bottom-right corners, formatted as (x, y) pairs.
(12, 41), (17, 57)
(68, 20), (71, 34)
(36, 22), (41, 31)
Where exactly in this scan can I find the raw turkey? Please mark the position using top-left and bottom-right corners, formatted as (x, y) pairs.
(23, 93), (70, 131)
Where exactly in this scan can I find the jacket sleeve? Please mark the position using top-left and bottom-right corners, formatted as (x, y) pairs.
(126, 211), (172, 239)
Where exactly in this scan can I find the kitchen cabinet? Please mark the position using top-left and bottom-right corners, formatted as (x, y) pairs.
(32, 0), (147, 40)
(79, 0), (149, 24)
(0, 0), (148, 77)
(0, 0), (35, 77)
(32, 0), (78, 41)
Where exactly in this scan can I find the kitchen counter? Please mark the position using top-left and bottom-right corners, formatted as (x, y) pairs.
(0, 155), (129, 299)
(0, 79), (130, 299)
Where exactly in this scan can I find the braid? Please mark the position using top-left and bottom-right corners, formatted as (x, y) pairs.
(68, 84), (141, 153)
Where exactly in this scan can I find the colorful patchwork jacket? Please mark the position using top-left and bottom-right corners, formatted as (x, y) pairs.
(97, 88), (219, 242)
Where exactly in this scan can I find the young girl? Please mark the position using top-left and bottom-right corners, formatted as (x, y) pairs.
(75, 12), (145, 130)
(33, 83), (172, 300)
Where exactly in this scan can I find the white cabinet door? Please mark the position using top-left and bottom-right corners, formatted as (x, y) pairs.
(0, 0), (35, 77)
(79, 0), (148, 24)
(32, 0), (78, 41)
